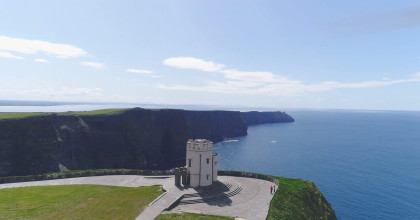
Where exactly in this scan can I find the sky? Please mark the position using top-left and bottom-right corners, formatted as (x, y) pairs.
(1, 0), (420, 111)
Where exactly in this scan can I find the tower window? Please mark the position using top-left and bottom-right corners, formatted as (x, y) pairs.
(207, 158), (210, 164)
(188, 159), (191, 167)
(207, 175), (209, 180)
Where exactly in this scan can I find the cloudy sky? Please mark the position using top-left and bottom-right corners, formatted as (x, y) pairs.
(1, 1), (420, 110)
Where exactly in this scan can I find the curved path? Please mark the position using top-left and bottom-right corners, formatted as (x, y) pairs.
(0, 175), (274, 220)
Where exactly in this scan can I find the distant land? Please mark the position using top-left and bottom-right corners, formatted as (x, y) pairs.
(0, 100), (281, 112)
(0, 107), (294, 177)
(0, 100), (82, 106)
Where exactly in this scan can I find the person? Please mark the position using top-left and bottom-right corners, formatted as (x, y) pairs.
(274, 185), (276, 193)
(270, 185), (273, 194)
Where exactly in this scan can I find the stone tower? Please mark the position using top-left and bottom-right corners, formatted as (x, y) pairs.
(186, 139), (218, 187)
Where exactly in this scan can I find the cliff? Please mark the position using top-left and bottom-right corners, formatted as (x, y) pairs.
(0, 108), (293, 177)
(268, 177), (337, 220)
(241, 111), (295, 125)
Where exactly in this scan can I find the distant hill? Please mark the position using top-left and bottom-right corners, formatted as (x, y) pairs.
(0, 100), (79, 106)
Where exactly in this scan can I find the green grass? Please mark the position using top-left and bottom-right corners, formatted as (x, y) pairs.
(0, 168), (150, 181)
(0, 108), (128, 120)
(0, 185), (162, 220)
(155, 212), (234, 220)
(58, 108), (128, 116)
(0, 112), (48, 120)
(267, 177), (337, 220)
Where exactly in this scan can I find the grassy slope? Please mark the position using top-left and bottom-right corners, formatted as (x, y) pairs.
(155, 212), (234, 220)
(267, 177), (337, 220)
(0, 112), (47, 120)
(0, 185), (162, 220)
(58, 108), (128, 116)
(0, 108), (129, 120)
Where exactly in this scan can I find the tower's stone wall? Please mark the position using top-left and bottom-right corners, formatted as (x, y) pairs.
(186, 139), (217, 187)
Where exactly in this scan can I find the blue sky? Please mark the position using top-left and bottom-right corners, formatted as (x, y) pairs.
(1, 0), (420, 110)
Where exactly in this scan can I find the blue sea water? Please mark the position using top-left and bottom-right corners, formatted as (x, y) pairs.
(214, 110), (420, 220)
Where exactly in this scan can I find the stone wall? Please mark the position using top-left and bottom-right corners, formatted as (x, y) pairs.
(0, 169), (280, 186)
(0, 169), (174, 184)
(218, 170), (279, 186)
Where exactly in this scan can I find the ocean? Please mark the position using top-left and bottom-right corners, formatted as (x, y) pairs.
(214, 110), (420, 220)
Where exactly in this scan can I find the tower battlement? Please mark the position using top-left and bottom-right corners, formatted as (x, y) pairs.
(186, 139), (213, 151)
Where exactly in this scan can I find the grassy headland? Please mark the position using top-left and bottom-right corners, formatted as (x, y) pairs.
(0, 185), (162, 220)
(0, 108), (129, 120)
(0, 112), (47, 120)
(57, 108), (128, 116)
(267, 176), (337, 220)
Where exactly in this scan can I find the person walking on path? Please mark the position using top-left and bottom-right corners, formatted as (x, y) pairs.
(274, 185), (276, 193)
(270, 185), (273, 194)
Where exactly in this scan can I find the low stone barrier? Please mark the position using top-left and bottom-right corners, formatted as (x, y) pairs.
(0, 169), (174, 184)
(1, 169), (279, 186)
(218, 170), (279, 186)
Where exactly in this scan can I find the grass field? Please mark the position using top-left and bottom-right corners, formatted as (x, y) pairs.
(0, 185), (162, 220)
(155, 212), (234, 220)
(0, 112), (47, 120)
(267, 176), (336, 220)
(0, 108), (129, 120)
(58, 108), (129, 116)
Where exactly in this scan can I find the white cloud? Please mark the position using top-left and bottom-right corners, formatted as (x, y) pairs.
(220, 69), (276, 82)
(34, 58), (49, 63)
(0, 51), (23, 60)
(159, 57), (420, 96)
(0, 35), (86, 58)
(126, 69), (154, 74)
(158, 80), (306, 96)
(220, 69), (300, 84)
(81, 61), (106, 69)
(163, 57), (224, 72)
(58, 87), (102, 96)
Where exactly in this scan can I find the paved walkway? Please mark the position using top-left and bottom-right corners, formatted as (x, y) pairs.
(136, 190), (182, 220)
(165, 176), (274, 220)
(0, 175), (275, 220)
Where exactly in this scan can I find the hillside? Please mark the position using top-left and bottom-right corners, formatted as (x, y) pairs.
(268, 177), (337, 220)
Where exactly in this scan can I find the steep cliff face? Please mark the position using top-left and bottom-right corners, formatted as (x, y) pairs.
(0, 115), (60, 177)
(0, 108), (294, 177)
(241, 111), (294, 125)
(0, 108), (252, 177)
